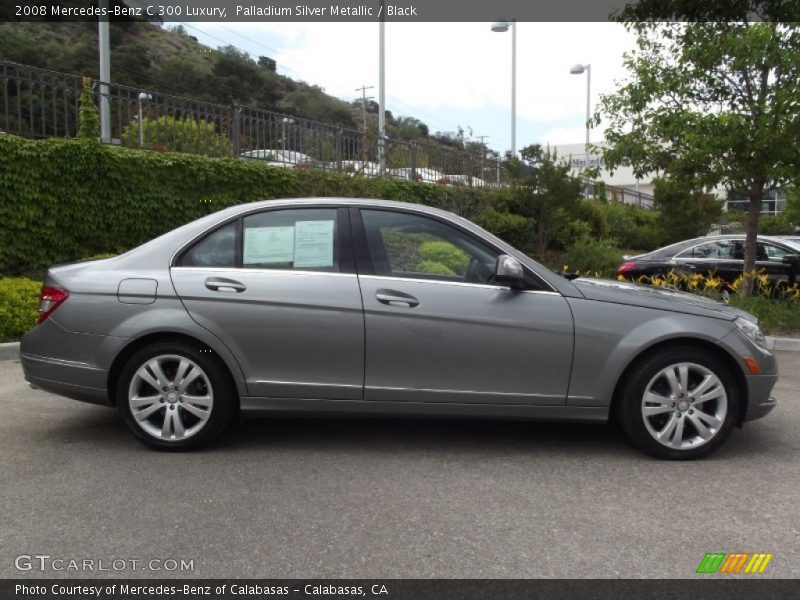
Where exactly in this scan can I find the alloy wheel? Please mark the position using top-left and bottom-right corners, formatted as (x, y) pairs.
(127, 354), (214, 441)
(641, 362), (728, 450)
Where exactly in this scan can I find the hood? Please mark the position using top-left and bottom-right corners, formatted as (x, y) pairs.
(572, 278), (755, 322)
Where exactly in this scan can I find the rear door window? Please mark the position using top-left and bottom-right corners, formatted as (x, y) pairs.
(242, 208), (339, 272)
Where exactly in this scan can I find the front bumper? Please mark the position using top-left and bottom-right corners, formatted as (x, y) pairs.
(742, 373), (778, 422)
(720, 328), (779, 424)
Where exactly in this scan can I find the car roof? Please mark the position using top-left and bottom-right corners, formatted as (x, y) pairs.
(215, 197), (452, 219)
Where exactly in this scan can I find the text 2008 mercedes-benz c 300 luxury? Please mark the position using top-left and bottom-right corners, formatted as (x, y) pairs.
(21, 199), (778, 458)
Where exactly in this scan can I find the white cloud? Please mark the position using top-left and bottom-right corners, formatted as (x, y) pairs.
(192, 22), (636, 147)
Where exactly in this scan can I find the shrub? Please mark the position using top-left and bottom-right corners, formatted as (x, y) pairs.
(0, 134), (500, 276)
(474, 208), (533, 249)
(551, 212), (593, 249)
(564, 239), (623, 278)
(121, 116), (233, 157)
(757, 214), (795, 235)
(569, 198), (609, 240)
(418, 241), (469, 275)
(0, 278), (41, 342)
(604, 201), (661, 251)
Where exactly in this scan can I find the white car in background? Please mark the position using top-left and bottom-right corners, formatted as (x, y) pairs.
(335, 160), (382, 177)
(241, 149), (316, 168)
(412, 168), (446, 183)
(437, 174), (488, 188)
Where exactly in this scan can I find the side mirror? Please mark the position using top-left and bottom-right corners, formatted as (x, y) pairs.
(494, 254), (525, 289)
(782, 254), (800, 268)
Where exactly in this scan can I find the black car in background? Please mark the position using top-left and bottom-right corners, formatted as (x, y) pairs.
(617, 235), (800, 283)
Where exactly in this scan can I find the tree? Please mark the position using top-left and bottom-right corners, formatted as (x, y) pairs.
(505, 145), (583, 255)
(596, 15), (800, 294)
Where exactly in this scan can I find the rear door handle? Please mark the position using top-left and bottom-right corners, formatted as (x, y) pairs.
(205, 277), (246, 293)
(376, 289), (419, 308)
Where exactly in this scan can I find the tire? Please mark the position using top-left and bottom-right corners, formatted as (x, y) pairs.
(616, 346), (740, 460)
(117, 340), (236, 451)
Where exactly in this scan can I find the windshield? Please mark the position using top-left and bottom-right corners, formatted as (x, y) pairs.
(783, 239), (800, 253)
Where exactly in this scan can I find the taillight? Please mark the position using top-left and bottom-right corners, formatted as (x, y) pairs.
(37, 285), (69, 324)
(617, 261), (637, 276)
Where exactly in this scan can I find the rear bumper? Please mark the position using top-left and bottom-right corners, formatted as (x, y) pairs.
(20, 352), (111, 406)
(20, 319), (115, 407)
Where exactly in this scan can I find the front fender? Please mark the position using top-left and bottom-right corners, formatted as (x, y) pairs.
(565, 298), (738, 407)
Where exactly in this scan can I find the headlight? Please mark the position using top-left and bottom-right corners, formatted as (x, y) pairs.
(735, 317), (768, 351)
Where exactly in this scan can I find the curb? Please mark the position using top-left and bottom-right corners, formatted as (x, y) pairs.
(1, 338), (799, 363)
(0, 342), (20, 361)
(765, 336), (800, 352)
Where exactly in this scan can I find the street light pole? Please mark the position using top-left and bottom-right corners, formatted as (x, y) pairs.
(569, 63), (591, 158)
(378, 4), (386, 174)
(98, 0), (111, 143)
(137, 92), (151, 148)
(491, 20), (516, 157)
(511, 22), (516, 157)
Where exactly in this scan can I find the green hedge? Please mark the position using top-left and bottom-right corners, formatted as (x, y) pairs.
(0, 135), (499, 277)
(0, 278), (40, 342)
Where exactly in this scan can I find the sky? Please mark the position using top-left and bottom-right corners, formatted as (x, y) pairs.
(186, 22), (637, 156)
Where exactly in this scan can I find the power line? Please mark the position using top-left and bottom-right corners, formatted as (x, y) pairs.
(216, 24), (283, 57)
(181, 22), (308, 81)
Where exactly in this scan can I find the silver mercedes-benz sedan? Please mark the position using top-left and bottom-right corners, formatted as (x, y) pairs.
(21, 198), (778, 458)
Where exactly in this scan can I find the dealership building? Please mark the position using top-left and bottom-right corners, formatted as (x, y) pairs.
(550, 142), (788, 215)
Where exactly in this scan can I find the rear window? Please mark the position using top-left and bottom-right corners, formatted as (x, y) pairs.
(179, 222), (237, 267)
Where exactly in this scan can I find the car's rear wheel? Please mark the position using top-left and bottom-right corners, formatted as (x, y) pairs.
(617, 346), (740, 460)
(117, 341), (235, 451)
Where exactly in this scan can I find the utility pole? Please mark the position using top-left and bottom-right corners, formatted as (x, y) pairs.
(355, 85), (374, 133)
(476, 135), (488, 182)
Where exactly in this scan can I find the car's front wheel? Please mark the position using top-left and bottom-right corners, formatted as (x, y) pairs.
(617, 346), (740, 460)
(117, 341), (235, 451)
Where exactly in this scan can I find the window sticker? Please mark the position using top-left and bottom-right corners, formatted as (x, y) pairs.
(294, 220), (335, 268)
(243, 226), (295, 265)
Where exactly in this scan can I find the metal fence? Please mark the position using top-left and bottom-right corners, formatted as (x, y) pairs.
(0, 59), (655, 206)
(581, 179), (655, 210)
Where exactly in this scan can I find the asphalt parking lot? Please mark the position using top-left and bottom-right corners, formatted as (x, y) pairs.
(1, 353), (798, 579)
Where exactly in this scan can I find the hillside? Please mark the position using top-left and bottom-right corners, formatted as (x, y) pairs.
(0, 20), (487, 156)
(0, 21), (360, 127)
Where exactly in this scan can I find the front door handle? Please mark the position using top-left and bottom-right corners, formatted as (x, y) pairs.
(205, 277), (246, 293)
(376, 289), (419, 308)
